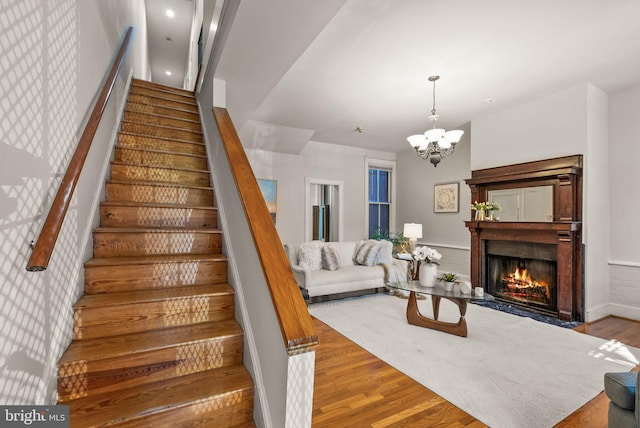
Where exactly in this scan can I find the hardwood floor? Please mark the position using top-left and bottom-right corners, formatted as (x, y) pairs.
(312, 314), (640, 427)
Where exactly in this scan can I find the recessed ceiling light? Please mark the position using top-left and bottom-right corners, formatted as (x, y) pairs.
(165, 71), (172, 76)
(166, 9), (175, 18)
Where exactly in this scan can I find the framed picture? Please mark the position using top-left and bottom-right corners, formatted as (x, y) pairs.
(257, 179), (277, 223)
(434, 181), (459, 213)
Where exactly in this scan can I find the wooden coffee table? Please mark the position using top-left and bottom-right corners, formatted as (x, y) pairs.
(386, 280), (494, 337)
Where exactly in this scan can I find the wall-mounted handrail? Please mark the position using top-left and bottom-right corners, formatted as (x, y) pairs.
(213, 107), (318, 355)
(26, 26), (134, 272)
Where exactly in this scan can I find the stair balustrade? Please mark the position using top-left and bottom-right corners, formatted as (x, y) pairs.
(26, 27), (133, 272)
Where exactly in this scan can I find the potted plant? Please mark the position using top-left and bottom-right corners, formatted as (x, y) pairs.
(371, 228), (408, 254)
(439, 272), (458, 291)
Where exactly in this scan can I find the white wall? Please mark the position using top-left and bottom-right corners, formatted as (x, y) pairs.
(470, 85), (588, 171)
(246, 142), (396, 244)
(0, 0), (145, 404)
(608, 85), (640, 319)
(470, 83), (610, 322)
(583, 85), (610, 320)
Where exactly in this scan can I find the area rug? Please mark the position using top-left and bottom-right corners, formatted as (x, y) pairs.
(309, 294), (640, 428)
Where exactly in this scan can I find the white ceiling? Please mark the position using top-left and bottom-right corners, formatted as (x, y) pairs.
(146, 0), (195, 88)
(213, 0), (640, 155)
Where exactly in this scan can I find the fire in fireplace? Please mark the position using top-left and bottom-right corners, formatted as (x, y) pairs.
(485, 241), (558, 315)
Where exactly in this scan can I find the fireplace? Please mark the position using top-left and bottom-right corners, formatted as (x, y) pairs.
(465, 155), (583, 321)
(485, 241), (557, 315)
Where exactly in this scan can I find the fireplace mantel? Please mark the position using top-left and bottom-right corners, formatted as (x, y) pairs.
(465, 156), (583, 321)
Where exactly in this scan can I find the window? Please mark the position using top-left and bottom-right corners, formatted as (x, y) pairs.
(368, 167), (391, 238)
(364, 157), (396, 239)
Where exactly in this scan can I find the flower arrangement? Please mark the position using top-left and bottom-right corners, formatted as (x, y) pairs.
(471, 201), (487, 211)
(412, 246), (442, 264)
(471, 201), (501, 211)
(485, 201), (501, 212)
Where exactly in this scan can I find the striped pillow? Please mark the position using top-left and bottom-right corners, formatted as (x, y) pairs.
(321, 245), (341, 271)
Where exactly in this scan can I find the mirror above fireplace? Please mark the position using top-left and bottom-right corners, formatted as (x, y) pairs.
(488, 185), (553, 222)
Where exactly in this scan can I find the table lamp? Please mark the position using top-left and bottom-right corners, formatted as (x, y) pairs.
(403, 223), (422, 253)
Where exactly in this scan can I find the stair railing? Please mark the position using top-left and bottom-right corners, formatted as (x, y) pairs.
(213, 107), (318, 355)
(26, 26), (134, 272)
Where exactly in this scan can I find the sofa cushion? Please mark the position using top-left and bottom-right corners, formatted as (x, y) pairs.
(327, 241), (357, 267)
(298, 241), (323, 270)
(321, 245), (341, 271)
(306, 264), (386, 287)
(605, 372), (637, 410)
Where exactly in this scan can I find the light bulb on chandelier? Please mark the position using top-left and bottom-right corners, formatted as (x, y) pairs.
(407, 75), (464, 167)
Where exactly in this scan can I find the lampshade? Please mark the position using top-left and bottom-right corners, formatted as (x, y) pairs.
(424, 128), (445, 143)
(407, 134), (426, 148)
(403, 223), (423, 239)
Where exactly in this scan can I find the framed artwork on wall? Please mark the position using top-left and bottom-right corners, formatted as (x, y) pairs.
(434, 181), (459, 213)
(257, 179), (277, 223)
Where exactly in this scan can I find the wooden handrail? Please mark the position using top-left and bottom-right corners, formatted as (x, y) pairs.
(26, 27), (134, 272)
(213, 107), (318, 355)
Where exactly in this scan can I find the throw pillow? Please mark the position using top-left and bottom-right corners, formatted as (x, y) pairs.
(298, 241), (323, 270)
(354, 240), (374, 265)
(321, 245), (341, 271)
(375, 240), (394, 265)
(363, 242), (382, 266)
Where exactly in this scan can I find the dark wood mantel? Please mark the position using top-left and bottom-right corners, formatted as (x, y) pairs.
(466, 155), (582, 222)
(465, 155), (584, 321)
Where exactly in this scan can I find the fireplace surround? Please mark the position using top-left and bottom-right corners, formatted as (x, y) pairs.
(465, 155), (583, 321)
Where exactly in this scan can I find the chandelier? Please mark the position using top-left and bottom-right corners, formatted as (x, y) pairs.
(407, 75), (464, 167)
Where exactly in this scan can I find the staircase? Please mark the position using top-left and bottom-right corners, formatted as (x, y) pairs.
(57, 79), (255, 427)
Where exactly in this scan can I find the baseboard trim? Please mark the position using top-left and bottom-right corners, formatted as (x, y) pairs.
(608, 303), (640, 322)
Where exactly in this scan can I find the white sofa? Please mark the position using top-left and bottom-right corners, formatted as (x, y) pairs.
(284, 240), (408, 301)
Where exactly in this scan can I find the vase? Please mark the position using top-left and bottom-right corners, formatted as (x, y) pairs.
(443, 281), (455, 292)
(475, 209), (486, 221)
(419, 263), (437, 287)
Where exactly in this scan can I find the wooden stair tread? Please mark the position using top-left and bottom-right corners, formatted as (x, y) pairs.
(74, 283), (234, 309)
(131, 79), (196, 98)
(59, 319), (242, 364)
(100, 201), (216, 210)
(126, 100), (199, 117)
(93, 226), (221, 233)
(107, 179), (213, 191)
(128, 87), (197, 105)
(111, 160), (210, 174)
(125, 110), (201, 126)
(118, 131), (205, 147)
(116, 146), (207, 160)
(125, 94), (198, 114)
(68, 365), (253, 427)
(85, 253), (227, 267)
(121, 120), (203, 135)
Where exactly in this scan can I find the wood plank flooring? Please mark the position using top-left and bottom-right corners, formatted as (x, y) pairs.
(312, 314), (640, 427)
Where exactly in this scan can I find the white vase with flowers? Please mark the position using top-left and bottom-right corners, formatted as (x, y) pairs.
(413, 246), (442, 287)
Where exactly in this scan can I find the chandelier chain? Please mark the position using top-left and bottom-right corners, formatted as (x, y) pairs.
(431, 77), (437, 117)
